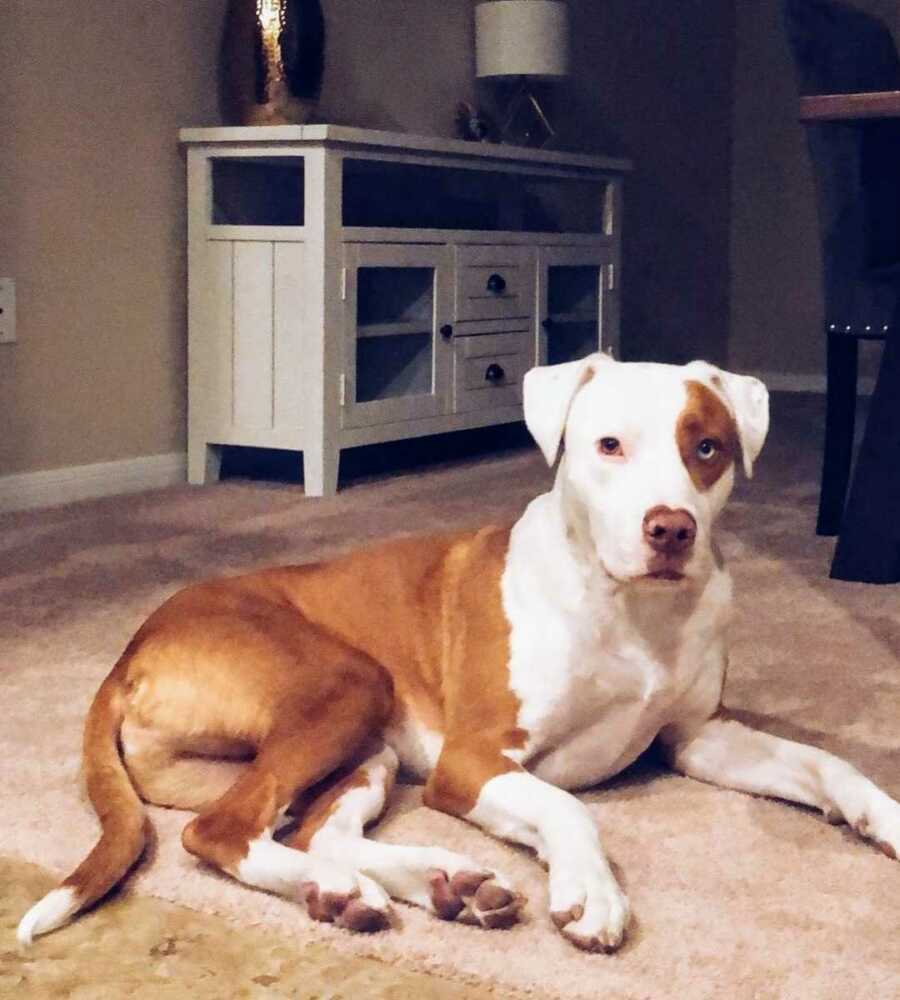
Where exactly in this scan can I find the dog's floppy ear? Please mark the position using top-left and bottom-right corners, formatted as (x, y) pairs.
(688, 362), (770, 478)
(523, 353), (611, 466)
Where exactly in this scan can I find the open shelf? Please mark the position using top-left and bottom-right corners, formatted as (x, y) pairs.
(211, 158), (305, 226)
(343, 158), (608, 233)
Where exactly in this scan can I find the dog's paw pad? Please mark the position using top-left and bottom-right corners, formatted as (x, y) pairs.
(474, 881), (513, 910)
(300, 882), (350, 923)
(300, 883), (389, 932)
(335, 897), (390, 933)
(449, 870), (491, 897)
(554, 909), (625, 952)
(550, 904), (584, 931)
(550, 888), (629, 952)
(469, 879), (525, 929)
(474, 893), (524, 929)
(876, 838), (897, 860)
(428, 869), (525, 929)
(427, 869), (465, 920)
(560, 927), (619, 953)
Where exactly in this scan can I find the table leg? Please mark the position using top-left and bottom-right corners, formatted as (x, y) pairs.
(831, 317), (900, 583)
(817, 329), (858, 536)
(303, 443), (340, 498)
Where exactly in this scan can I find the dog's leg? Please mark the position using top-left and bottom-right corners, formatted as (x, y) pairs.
(425, 742), (629, 951)
(181, 682), (395, 932)
(289, 742), (521, 927)
(660, 715), (900, 859)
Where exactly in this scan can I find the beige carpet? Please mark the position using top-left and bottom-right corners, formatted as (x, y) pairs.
(0, 857), (484, 1000)
(2, 395), (900, 999)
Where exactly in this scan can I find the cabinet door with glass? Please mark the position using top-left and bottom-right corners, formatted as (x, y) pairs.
(341, 244), (453, 429)
(537, 247), (616, 367)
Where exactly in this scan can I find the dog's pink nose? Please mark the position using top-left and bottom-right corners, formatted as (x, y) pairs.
(643, 506), (697, 555)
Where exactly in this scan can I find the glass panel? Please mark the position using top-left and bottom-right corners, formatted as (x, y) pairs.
(546, 265), (600, 365)
(355, 266), (434, 403)
(343, 159), (607, 233)
(358, 267), (433, 327)
(211, 158), (304, 225)
(356, 334), (433, 402)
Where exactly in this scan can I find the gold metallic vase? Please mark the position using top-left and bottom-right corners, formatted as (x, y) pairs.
(220, 0), (325, 126)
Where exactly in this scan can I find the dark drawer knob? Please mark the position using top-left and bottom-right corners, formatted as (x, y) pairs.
(485, 362), (506, 383)
(486, 273), (507, 294)
(440, 323), (453, 339)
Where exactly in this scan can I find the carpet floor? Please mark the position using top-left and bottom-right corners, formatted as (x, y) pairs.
(2, 394), (899, 999)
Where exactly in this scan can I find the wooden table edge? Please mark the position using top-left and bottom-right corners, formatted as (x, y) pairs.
(799, 90), (900, 122)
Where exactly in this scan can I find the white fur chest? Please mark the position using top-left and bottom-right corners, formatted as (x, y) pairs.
(501, 495), (731, 790)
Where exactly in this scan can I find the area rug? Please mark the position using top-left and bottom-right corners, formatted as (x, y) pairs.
(2, 396), (899, 999)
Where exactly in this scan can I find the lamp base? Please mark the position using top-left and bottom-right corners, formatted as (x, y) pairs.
(499, 78), (556, 148)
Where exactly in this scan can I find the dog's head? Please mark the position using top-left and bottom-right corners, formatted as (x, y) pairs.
(523, 354), (769, 585)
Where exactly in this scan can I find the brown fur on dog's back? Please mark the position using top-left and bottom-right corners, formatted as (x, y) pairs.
(20, 524), (522, 940)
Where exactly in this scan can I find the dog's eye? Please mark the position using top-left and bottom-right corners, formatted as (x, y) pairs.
(697, 439), (719, 461)
(597, 437), (623, 457)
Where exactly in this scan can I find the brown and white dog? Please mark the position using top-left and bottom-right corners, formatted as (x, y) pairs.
(18, 354), (900, 951)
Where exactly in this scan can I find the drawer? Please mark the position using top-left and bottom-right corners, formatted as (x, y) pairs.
(453, 331), (531, 413)
(455, 245), (534, 322)
(458, 330), (529, 359)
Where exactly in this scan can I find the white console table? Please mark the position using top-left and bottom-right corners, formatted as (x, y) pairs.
(179, 125), (630, 495)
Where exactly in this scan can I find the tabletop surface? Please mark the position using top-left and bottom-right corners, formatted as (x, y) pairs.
(799, 89), (900, 121)
(179, 124), (633, 173)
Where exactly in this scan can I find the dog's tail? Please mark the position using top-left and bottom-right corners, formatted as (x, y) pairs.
(17, 663), (148, 945)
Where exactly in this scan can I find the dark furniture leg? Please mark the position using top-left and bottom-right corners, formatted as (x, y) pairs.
(817, 329), (859, 536)
(831, 317), (900, 582)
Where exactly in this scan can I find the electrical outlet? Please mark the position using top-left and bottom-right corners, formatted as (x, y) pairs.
(0, 278), (16, 344)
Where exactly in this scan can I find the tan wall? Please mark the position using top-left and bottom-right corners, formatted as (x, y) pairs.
(0, 1), (479, 477)
(536, 1), (736, 366)
(317, 0), (478, 137)
(1, 0), (736, 478)
(729, 0), (898, 379)
(0, 3), (223, 477)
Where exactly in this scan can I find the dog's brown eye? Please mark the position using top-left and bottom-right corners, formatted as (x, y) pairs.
(697, 439), (719, 461)
(597, 437), (623, 457)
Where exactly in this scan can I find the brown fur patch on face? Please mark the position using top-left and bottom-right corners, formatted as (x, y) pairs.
(677, 380), (739, 491)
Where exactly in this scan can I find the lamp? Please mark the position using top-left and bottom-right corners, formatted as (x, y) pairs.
(475, 1), (570, 146)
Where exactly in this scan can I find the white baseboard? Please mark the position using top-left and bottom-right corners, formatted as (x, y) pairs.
(749, 370), (876, 396)
(0, 452), (187, 515)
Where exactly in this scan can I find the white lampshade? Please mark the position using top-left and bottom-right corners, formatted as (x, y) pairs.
(476, 1), (570, 79)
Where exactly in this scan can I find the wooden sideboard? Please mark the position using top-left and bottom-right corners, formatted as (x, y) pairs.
(179, 125), (631, 495)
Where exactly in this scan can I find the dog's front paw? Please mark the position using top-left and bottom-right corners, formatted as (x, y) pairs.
(299, 871), (391, 932)
(850, 791), (900, 860)
(428, 869), (525, 929)
(549, 867), (630, 952)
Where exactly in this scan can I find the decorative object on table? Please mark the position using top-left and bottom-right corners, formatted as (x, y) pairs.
(220, 0), (325, 126)
(455, 101), (493, 142)
(475, 0), (570, 147)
